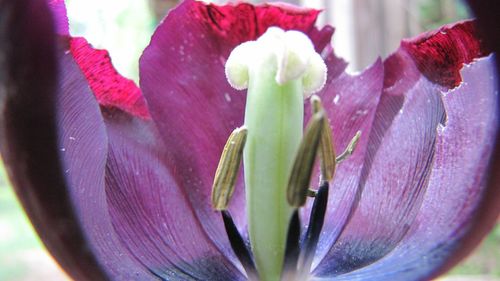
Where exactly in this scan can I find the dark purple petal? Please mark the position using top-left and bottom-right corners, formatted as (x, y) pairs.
(47, 0), (69, 35)
(317, 54), (498, 281)
(139, 0), (326, 253)
(0, 0), (106, 279)
(103, 110), (244, 280)
(57, 52), (157, 280)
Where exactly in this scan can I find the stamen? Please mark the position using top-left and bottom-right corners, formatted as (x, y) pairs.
(211, 127), (247, 210)
(281, 211), (301, 281)
(336, 131), (361, 163)
(298, 181), (329, 277)
(221, 211), (259, 281)
(310, 95), (336, 181)
(287, 111), (325, 207)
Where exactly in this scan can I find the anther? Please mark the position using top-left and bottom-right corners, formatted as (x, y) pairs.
(336, 130), (361, 163)
(211, 127), (247, 210)
(310, 95), (336, 181)
(287, 111), (325, 207)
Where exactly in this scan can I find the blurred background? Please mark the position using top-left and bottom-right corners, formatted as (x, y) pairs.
(0, 0), (498, 280)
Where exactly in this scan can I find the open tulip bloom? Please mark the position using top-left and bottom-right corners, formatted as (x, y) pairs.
(0, 0), (499, 280)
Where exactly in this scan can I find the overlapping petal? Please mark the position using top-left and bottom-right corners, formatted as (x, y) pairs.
(318, 54), (498, 281)
(57, 52), (156, 280)
(313, 22), (498, 279)
(0, 0), (106, 279)
(0, 0), (498, 280)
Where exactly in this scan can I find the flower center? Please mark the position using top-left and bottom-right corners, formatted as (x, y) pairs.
(212, 27), (357, 281)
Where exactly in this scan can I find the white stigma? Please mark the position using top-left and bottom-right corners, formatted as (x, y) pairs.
(225, 27), (327, 97)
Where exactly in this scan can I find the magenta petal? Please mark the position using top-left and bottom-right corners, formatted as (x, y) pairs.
(47, 0), (69, 35)
(140, 0), (324, 250)
(103, 112), (244, 280)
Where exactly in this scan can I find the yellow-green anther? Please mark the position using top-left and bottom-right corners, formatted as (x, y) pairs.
(287, 111), (325, 207)
(211, 127), (247, 210)
(336, 131), (361, 163)
(311, 95), (337, 181)
(225, 27), (327, 281)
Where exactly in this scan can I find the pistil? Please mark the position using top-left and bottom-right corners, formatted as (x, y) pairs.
(224, 27), (326, 281)
(214, 33), (361, 277)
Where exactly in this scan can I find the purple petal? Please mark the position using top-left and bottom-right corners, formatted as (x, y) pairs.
(459, 0), (500, 271)
(0, 0), (106, 279)
(305, 61), (384, 265)
(139, 0), (326, 252)
(57, 51), (158, 280)
(318, 54), (498, 281)
(313, 20), (498, 278)
(315, 67), (447, 276)
(47, 0), (69, 35)
(103, 111), (244, 280)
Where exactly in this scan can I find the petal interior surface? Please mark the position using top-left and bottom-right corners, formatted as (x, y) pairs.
(316, 54), (498, 281)
(103, 110), (245, 280)
(311, 19), (497, 279)
(57, 51), (157, 280)
(139, 0), (327, 259)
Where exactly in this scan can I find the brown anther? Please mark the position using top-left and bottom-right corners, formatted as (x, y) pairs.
(211, 126), (247, 210)
(287, 111), (325, 207)
(311, 95), (337, 181)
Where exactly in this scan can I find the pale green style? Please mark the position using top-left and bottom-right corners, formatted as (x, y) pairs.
(225, 27), (327, 281)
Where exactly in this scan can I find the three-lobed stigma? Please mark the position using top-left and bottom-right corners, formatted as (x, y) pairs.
(225, 27), (327, 97)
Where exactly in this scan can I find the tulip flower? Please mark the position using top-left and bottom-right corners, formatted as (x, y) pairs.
(0, 0), (498, 280)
